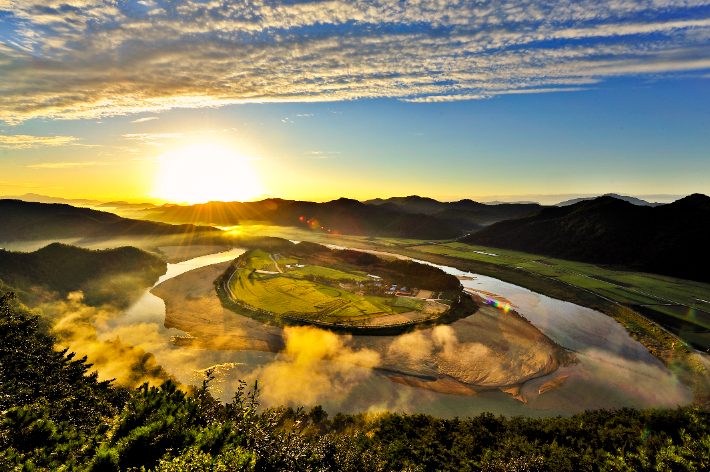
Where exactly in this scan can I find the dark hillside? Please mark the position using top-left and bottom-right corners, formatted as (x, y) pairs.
(0, 243), (167, 306)
(365, 195), (545, 231)
(461, 194), (710, 282)
(431, 202), (543, 231)
(0, 199), (221, 242)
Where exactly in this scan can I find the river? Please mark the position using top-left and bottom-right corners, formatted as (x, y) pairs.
(96, 246), (693, 418)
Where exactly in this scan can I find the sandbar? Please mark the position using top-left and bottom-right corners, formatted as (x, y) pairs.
(151, 261), (576, 397)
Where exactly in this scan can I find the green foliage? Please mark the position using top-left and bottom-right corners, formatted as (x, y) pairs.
(0, 292), (128, 431)
(0, 291), (127, 471)
(150, 447), (255, 472)
(362, 408), (710, 472)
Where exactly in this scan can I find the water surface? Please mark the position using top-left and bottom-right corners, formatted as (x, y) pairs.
(97, 246), (693, 417)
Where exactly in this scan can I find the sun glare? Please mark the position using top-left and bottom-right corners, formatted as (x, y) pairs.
(153, 144), (264, 204)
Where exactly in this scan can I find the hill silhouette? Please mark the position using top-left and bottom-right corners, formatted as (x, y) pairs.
(0, 199), (222, 243)
(556, 193), (665, 207)
(364, 195), (544, 231)
(141, 197), (463, 239)
(461, 194), (710, 282)
(140, 195), (541, 237)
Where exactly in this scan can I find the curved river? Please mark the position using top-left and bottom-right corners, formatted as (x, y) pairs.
(97, 246), (693, 418)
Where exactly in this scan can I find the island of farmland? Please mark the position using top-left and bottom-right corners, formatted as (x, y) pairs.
(216, 241), (476, 333)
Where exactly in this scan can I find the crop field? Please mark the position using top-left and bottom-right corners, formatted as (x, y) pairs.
(408, 243), (710, 311)
(387, 239), (710, 349)
(242, 249), (277, 271)
(275, 257), (300, 265)
(393, 296), (425, 310)
(410, 244), (510, 264)
(230, 269), (403, 321)
(289, 265), (369, 281)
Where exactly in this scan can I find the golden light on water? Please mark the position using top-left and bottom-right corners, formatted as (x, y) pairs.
(153, 144), (263, 204)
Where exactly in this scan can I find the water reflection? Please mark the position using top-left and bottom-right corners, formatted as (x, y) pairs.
(96, 246), (693, 417)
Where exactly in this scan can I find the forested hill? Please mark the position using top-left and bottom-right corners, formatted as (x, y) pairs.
(141, 197), (463, 239)
(0, 243), (166, 306)
(0, 199), (222, 242)
(461, 194), (710, 282)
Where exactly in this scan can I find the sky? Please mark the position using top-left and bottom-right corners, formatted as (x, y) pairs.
(0, 0), (708, 204)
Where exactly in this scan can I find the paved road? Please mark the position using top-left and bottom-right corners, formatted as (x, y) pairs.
(269, 254), (283, 273)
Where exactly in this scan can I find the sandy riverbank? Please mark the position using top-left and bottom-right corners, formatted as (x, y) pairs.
(151, 261), (576, 399)
(157, 245), (230, 263)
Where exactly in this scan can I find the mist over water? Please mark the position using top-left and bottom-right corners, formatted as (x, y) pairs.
(96, 247), (693, 417)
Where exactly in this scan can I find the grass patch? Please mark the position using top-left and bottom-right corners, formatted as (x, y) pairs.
(393, 297), (425, 310)
(289, 265), (369, 281)
(275, 257), (300, 265)
(243, 249), (276, 271)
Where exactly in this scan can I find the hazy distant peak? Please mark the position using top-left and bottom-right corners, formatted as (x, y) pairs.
(328, 197), (363, 205)
(556, 194), (665, 207)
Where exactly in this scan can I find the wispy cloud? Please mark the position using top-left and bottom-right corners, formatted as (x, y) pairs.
(27, 161), (116, 169)
(0, 135), (79, 148)
(0, 0), (708, 123)
(122, 133), (187, 141)
(0, 181), (39, 188)
(305, 151), (341, 158)
(131, 116), (159, 123)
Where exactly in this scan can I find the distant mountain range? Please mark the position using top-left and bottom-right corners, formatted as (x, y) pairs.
(0, 199), (221, 243)
(364, 195), (545, 231)
(1, 193), (105, 207)
(461, 194), (710, 283)
(556, 193), (666, 207)
(140, 197), (464, 239)
(137, 195), (545, 238)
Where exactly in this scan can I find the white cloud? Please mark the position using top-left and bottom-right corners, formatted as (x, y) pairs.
(122, 133), (187, 141)
(0, 0), (708, 122)
(0, 134), (79, 148)
(131, 116), (159, 123)
(0, 180), (40, 188)
(26, 161), (116, 168)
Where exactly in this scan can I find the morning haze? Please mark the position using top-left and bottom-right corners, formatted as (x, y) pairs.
(1, 0), (709, 470)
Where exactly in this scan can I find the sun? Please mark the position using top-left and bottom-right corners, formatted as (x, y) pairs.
(153, 144), (264, 204)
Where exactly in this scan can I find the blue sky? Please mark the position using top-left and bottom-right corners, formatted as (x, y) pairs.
(0, 0), (708, 203)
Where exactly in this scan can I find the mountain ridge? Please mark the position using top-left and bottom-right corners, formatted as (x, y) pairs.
(461, 194), (710, 282)
(0, 199), (222, 243)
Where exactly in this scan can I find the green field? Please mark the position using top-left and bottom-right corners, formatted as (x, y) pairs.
(243, 249), (277, 271)
(411, 242), (710, 312)
(393, 297), (425, 310)
(275, 257), (300, 265)
(289, 264), (369, 282)
(230, 269), (404, 321)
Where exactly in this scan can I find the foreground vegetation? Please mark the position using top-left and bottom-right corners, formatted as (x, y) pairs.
(3, 290), (710, 472)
